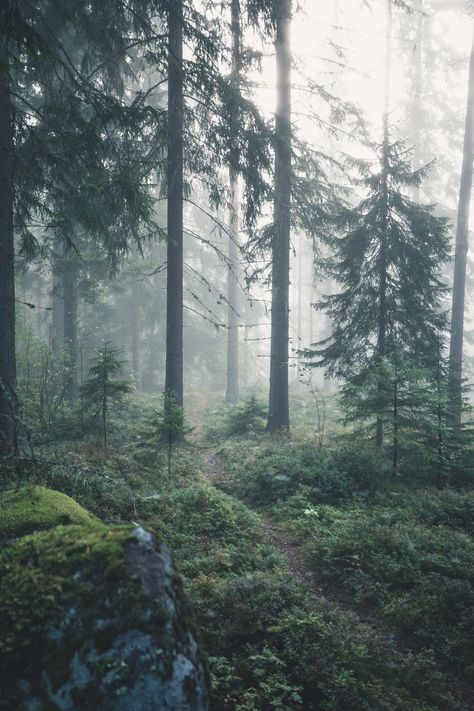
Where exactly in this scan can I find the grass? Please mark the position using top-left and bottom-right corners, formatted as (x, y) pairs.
(2, 395), (473, 709)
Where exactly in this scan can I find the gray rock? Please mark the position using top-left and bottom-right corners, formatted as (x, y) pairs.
(1, 523), (209, 711)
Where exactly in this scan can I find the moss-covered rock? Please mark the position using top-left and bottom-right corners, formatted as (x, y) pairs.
(0, 524), (209, 710)
(0, 486), (97, 541)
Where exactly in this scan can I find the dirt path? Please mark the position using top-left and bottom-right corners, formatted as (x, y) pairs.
(200, 446), (358, 604)
(198, 443), (474, 709)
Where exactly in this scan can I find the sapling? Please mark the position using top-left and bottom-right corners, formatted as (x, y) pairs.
(82, 341), (131, 448)
(150, 391), (188, 479)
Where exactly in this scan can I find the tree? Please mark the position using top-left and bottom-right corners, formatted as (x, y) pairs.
(164, 0), (184, 410)
(0, 9), (16, 450)
(225, 0), (242, 406)
(82, 341), (131, 448)
(149, 391), (187, 479)
(307, 138), (450, 447)
(267, 0), (292, 432)
(448, 22), (474, 428)
(63, 246), (79, 403)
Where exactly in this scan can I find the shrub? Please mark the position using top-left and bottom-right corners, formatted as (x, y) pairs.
(232, 443), (354, 507)
(299, 503), (474, 676)
(332, 443), (390, 493)
(147, 484), (281, 579)
(227, 395), (267, 435)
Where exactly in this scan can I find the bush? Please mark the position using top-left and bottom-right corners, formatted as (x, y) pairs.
(230, 443), (354, 507)
(332, 443), (390, 493)
(298, 503), (474, 676)
(147, 484), (281, 578)
(227, 395), (267, 435)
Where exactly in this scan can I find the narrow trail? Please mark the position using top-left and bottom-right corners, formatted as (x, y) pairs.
(199, 446), (371, 616)
(198, 443), (474, 710)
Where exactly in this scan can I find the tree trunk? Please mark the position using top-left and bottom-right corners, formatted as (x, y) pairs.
(267, 0), (292, 432)
(447, 24), (474, 428)
(225, 0), (241, 405)
(63, 249), (78, 403)
(0, 33), (17, 450)
(165, 0), (184, 407)
(411, 0), (424, 201)
(376, 0), (392, 448)
(131, 278), (141, 390)
(51, 247), (64, 360)
(102, 342), (107, 449)
(296, 236), (303, 382)
(225, 168), (240, 404)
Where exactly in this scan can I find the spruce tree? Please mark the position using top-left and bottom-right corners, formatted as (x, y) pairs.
(307, 138), (450, 447)
(82, 341), (131, 448)
(267, 0), (292, 432)
(0, 7), (16, 450)
(448, 22), (474, 428)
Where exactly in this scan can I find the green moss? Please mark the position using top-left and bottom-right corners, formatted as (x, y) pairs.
(0, 486), (97, 541)
(0, 524), (188, 710)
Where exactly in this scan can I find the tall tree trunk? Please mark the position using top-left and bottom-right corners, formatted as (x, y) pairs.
(295, 236), (303, 382)
(131, 277), (141, 390)
(447, 24), (474, 429)
(63, 249), (78, 403)
(225, 0), (241, 406)
(0, 31), (17, 450)
(376, 171), (388, 447)
(376, 0), (392, 448)
(267, 0), (292, 432)
(226, 170), (240, 404)
(51, 247), (64, 360)
(411, 0), (424, 201)
(165, 0), (184, 407)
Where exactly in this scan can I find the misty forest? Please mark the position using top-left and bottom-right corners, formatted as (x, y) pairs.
(3, 0), (474, 708)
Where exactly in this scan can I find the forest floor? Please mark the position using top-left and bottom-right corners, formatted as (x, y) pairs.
(5, 397), (474, 710)
(197, 437), (474, 710)
(200, 444), (395, 629)
(201, 444), (338, 587)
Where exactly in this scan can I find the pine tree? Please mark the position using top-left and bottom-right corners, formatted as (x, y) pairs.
(307, 138), (450, 446)
(267, 0), (292, 432)
(82, 341), (131, 448)
(225, 0), (242, 406)
(448, 22), (474, 429)
(0, 7), (16, 450)
(165, 0), (184, 410)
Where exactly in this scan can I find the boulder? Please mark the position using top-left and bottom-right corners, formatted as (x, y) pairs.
(0, 524), (209, 710)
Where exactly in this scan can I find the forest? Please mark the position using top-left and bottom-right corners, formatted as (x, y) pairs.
(1, 0), (474, 708)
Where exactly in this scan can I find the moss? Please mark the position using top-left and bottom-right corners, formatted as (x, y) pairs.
(0, 524), (209, 711)
(0, 486), (97, 541)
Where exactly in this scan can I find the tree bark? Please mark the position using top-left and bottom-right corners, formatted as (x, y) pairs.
(225, 0), (241, 406)
(165, 0), (184, 407)
(447, 24), (474, 428)
(225, 168), (240, 404)
(51, 246), (64, 360)
(131, 277), (141, 390)
(0, 31), (17, 450)
(267, 0), (292, 432)
(376, 0), (392, 448)
(411, 0), (424, 201)
(296, 236), (303, 382)
(63, 249), (78, 403)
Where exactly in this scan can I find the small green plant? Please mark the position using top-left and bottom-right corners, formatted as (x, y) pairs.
(149, 391), (189, 479)
(227, 394), (267, 435)
(81, 341), (131, 448)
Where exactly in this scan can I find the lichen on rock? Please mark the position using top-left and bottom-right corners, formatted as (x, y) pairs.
(0, 523), (209, 710)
